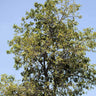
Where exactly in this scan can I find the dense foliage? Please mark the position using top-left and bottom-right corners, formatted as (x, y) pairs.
(0, 74), (39, 96)
(4, 0), (96, 95)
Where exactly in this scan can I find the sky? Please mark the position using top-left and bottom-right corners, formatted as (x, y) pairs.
(0, 0), (96, 96)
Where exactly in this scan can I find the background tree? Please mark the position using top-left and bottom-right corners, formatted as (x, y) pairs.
(0, 74), (21, 96)
(0, 74), (40, 96)
(7, 0), (96, 95)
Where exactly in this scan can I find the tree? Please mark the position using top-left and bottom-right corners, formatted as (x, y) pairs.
(7, 0), (96, 95)
(0, 74), (23, 96)
(0, 74), (40, 96)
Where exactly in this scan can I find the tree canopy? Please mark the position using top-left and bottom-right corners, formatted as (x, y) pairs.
(0, 74), (39, 96)
(5, 0), (96, 95)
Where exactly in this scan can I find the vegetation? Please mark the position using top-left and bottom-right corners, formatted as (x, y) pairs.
(1, 0), (96, 95)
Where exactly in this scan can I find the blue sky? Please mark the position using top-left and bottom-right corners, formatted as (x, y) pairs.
(0, 0), (96, 96)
